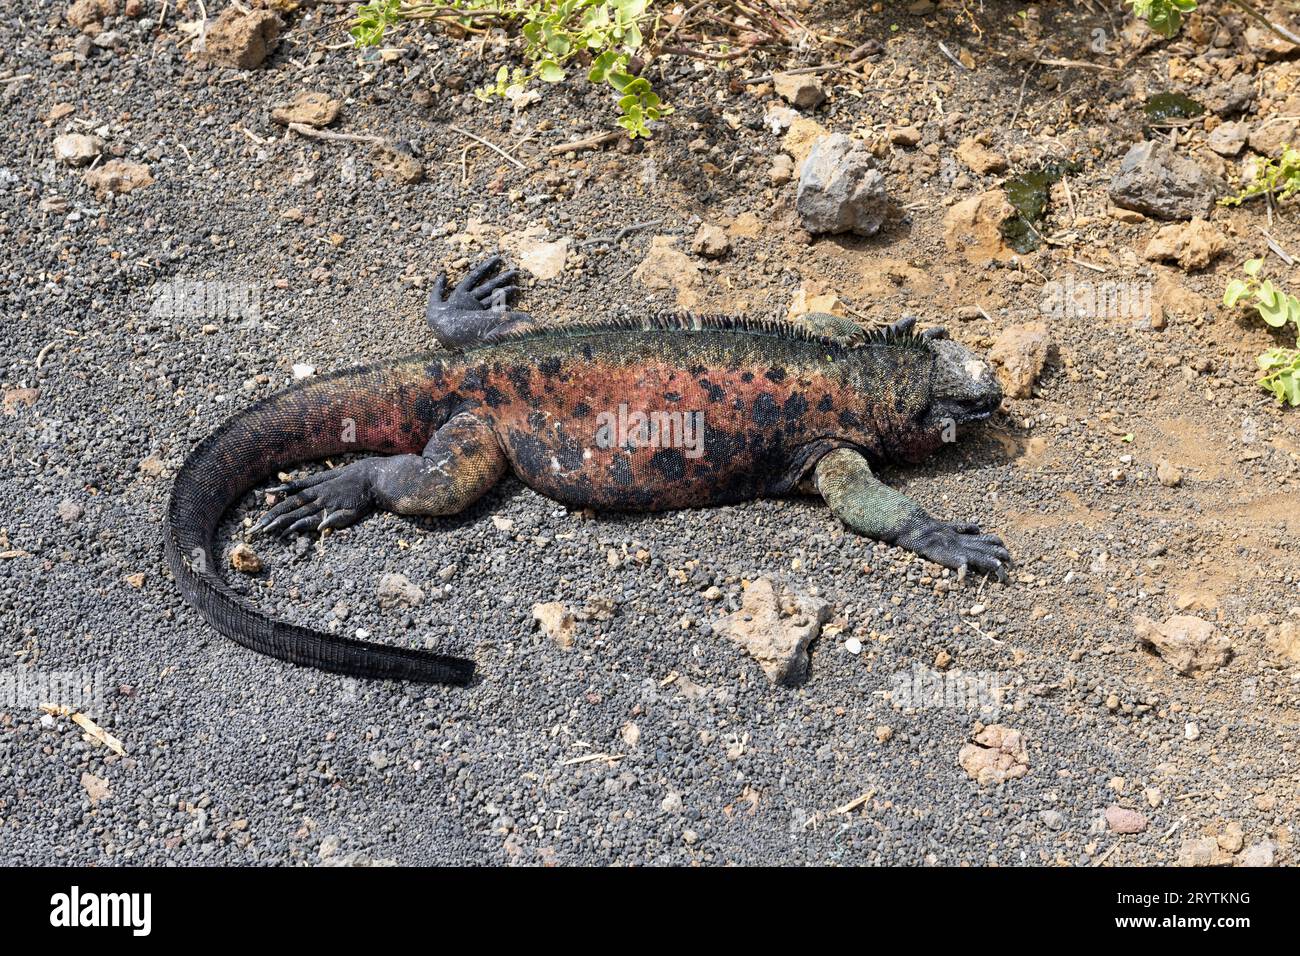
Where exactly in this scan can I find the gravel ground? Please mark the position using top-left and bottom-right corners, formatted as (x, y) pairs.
(2, 1), (1298, 866)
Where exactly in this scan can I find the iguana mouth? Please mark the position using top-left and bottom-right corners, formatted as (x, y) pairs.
(953, 394), (1000, 423)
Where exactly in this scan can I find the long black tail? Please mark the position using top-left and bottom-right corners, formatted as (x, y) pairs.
(163, 358), (474, 685)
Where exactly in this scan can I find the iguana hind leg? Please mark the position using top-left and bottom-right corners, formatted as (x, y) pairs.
(815, 447), (1010, 579)
(253, 410), (507, 536)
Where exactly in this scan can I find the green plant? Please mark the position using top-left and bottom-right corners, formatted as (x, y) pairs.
(1127, 0), (1300, 46)
(1220, 145), (1300, 206)
(1224, 259), (1300, 406)
(1127, 0), (1198, 37)
(350, 0), (404, 47)
(1256, 348), (1300, 406)
(351, 1), (669, 138)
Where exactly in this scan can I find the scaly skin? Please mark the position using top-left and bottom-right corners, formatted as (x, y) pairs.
(165, 259), (1009, 685)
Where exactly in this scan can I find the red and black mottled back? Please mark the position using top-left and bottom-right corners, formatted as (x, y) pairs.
(449, 314), (938, 511)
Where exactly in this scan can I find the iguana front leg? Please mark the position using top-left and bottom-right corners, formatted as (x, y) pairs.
(815, 447), (1010, 579)
(252, 411), (507, 536)
(800, 311), (865, 345)
(426, 256), (534, 349)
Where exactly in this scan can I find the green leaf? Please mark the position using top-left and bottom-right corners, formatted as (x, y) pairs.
(1258, 350), (1285, 372)
(588, 50), (619, 83)
(1244, 258), (1264, 277)
(1257, 281), (1289, 326)
(1283, 373), (1300, 406)
(1129, 0), (1197, 37)
(1224, 278), (1249, 307)
(1256, 347), (1300, 405)
(349, 0), (401, 48)
(359, 0), (662, 142)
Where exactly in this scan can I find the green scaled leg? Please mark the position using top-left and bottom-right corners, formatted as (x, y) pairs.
(800, 311), (865, 345)
(815, 447), (1010, 580)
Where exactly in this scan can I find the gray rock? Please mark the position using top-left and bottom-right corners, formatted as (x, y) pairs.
(376, 572), (424, 610)
(1240, 840), (1276, 867)
(53, 133), (103, 167)
(763, 104), (799, 133)
(1104, 804), (1148, 834)
(1108, 141), (1224, 220)
(690, 223), (730, 259)
(768, 153), (794, 185)
(1206, 121), (1246, 157)
(773, 72), (826, 110)
(795, 134), (889, 236)
(712, 577), (831, 685)
(1204, 74), (1255, 117)
(1135, 614), (1231, 675)
(1248, 119), (1298, 159)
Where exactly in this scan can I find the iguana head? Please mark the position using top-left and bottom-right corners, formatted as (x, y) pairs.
(929, 336), (1002, 423)
(895, 336), (1002, 462)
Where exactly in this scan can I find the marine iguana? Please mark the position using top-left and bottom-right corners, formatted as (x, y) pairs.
(164, 257), (1009, 686)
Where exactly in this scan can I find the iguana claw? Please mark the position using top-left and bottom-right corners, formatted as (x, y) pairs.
(251, 463), (376, 537)
(887, 316), (949, 341)
(895, 518), (1011, 581)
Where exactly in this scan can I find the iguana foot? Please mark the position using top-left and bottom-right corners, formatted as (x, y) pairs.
(253, 461), (377, 536)
(894, 517), (1010, 580)
(886, 316), (948, 341)
(438, 255), (520, 311)
(427, 255), (526, 348)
